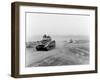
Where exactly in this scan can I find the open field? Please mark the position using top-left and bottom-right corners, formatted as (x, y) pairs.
(26, 36), (89, 67)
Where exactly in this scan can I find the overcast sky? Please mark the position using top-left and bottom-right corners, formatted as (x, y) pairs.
(26, 13), (90, 40)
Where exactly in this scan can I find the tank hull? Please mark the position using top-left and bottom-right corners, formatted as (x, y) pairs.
(36, 40), (56, 51)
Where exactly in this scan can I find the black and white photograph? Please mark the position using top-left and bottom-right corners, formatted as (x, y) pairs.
(25, 12), (90, 67)
(11, 2), (97, 78)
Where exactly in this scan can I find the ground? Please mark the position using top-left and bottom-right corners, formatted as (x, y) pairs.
(26, 36), (89, 67)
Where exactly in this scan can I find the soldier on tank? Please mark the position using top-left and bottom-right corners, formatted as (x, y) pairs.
(42, 34), (51, 45)
(42, 34), (52, 44)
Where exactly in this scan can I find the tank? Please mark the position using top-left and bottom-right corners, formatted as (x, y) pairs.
(36, 35), (56, 51)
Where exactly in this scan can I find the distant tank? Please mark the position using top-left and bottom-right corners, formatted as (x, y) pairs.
(36, 35), (56, 51)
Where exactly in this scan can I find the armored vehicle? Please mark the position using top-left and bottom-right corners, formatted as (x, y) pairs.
(36, 35), (56, 51)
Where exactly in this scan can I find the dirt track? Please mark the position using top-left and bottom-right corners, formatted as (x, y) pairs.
(26, 41), (89, 67)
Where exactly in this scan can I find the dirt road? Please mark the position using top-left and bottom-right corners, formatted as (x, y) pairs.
(26, 41), (89, 67)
